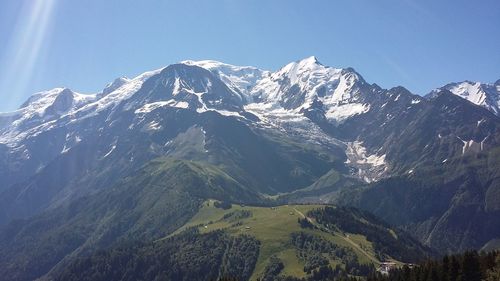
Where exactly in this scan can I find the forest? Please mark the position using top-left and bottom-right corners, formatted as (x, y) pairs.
(367, 250), (500, 281)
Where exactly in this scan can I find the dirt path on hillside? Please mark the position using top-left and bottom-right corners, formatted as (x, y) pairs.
(292, 206), (380, 264)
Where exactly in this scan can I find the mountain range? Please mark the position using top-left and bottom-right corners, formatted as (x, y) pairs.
(0, 57), (499, 281)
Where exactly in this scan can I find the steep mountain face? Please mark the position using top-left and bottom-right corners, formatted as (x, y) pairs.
(428, 80), (500, 116)
(125, 63), (245, 112)
(0, 57), (499, 280)
(244, 56), (378, 127)
(329, 91), (500, 253)
(0, 61), (346, 226)
(338, 89), (499, 175)
(0, 88), (97, 191)
(252, 57), (369, 112)
(338, 146), (500, 254)
(0, 67), (162, 192)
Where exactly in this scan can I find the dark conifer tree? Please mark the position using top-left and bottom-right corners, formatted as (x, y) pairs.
(449, 255), (460, 281)
(459, 251), (482, 281)
(440, 255), (450, 281)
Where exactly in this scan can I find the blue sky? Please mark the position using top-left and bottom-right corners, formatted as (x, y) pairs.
(0, 0), (499, 111)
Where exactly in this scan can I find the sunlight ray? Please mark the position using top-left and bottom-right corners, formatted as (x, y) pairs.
(0, 0), (56, 111)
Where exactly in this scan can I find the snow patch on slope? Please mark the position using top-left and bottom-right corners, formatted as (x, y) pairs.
(325, 103), (370, 123)
(345, 141), (387, 183)
(244, 102), (345, 149)
(102, 144), (116, 159)
(135, 100), (189, 114)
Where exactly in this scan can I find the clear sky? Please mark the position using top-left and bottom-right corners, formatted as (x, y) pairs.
(1, 0), (499, 112)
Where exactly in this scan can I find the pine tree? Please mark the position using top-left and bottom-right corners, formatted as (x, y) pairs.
(449, 256), (460, 281)
(428, 266), (439, 281)
(458, 251), (481, 281)
(440, 255), (450, 281)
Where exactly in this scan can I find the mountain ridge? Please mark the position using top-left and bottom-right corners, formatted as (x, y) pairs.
(427, 79), (500, 116)
(0, 57), (499, 278)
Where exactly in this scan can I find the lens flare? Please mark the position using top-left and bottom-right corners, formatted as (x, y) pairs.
(0, 0), (56, 111)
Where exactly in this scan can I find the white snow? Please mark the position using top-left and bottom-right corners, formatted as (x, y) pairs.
(172, 77), (182, 96)
(0, 67), (164, 146)
(211, 109), (244, 118)
(102, 144), (116, 158)
(345, 141), (388, 183)
(200, 127), (208, 153)
(135, 100), (190, 114)
(325, 103), (370, 123)
(456, 136), (482, 155)
(477, 118), (485, 127)
(244, 102), (307, 124)
(147, 121), (162, 131)
(251, 56), (343, 105)
(0, 88), (97, 146)
(77, 67), (164, 116)
(0, 57), (444, 171)
(60, 133), (82, 154)
(182, 59), (269, 100)
(135, 101), (172, 114)
(8, 88), (96, 127)
(480, 134), (490, 151)
(431, 80), (500, 116)
(182, 57), (373, 125)
(61, 144), (71, 154)
(174, 101), (190, 109)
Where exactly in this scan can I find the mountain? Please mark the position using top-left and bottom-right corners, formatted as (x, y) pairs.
(336, 145), (500, 253)
(427, 80), (500, 116)
(0, 57), (499, 280)
(181, 59), (269, 99)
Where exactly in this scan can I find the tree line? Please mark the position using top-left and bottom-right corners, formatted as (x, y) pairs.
(368, 250), (500, 281)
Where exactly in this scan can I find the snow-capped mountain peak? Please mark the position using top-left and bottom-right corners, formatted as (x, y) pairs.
(181, 59), (269, 100)
(302, 55), (320, 64)
(125, 63), (245, 114)
(73, 67), (164, 117)
(277, 56), (324, 77)
(102, 77), (130, 96)
(4, 57), (495, 151)
(0, 87), (98, 144)
(248, 56), (371, 123)
(9, 87), (96, 122)
(428, 80), (500, 115)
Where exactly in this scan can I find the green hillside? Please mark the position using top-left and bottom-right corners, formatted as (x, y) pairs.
(54, 199), (431, 281)
(0, 157), (432, 281)
(163, 200), (430, 280)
